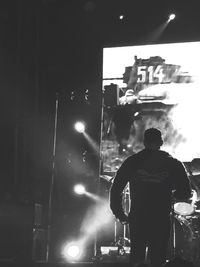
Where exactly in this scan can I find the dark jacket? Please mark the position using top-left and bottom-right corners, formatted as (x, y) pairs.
(110, 148), (192, 221)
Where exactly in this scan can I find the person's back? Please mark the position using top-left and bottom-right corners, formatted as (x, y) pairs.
(110, 128), (192, 267)
(127, 148), (190, 217)
(111, 128), (191, 219)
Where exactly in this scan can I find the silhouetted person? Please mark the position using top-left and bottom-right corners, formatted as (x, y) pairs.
(110, 128), (192, 267)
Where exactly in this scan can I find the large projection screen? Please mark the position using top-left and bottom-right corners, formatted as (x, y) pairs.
(101, 41), (200, 176)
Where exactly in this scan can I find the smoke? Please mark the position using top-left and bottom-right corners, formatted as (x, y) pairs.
(131, 82), (200, 162)
(61, 197), (114, 259)
(79, 199), (113, 245)
(166, 82), (200, 161)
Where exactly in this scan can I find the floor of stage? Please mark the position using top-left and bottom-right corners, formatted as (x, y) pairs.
(0, 260), (199, 267)
(0, 261), (129, 267)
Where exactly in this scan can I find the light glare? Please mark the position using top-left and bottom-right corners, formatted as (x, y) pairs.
(168, 13), (175, 22)
(74, 121), (85, 133)
(62, 243), (82, 260)
(74, 184), (86, 195)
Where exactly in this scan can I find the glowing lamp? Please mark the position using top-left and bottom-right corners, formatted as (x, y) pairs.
(62, 243), (82, 261)
(74, 184), (86, 195)
(74, 121), (85, 133)
(168, 13), (175, 22)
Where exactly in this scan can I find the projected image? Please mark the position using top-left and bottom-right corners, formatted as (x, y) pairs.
(101, 41), (200, 175)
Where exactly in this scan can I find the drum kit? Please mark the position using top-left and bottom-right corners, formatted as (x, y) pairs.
(100, 159), (200, 263)
(171, 189), (200, 263)
(100, 174), (131, 251)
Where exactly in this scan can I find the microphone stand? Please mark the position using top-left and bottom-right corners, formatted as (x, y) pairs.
(46, 93), (59, 262)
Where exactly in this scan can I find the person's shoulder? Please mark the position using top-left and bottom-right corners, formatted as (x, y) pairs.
(159, 150), (173, 158)
(125, 152), (140, 161)
(160, 150), (183, 164)
(119, 155), (136, 170)
(126, 150), (145, 161)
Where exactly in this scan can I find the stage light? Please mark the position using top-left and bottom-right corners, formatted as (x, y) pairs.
(168, 13), (175, 22)
(119, 15), (124, 20)
(74, 121), (86, 133)
(74, 184), (86, 195)
(62, 243), (83, 261)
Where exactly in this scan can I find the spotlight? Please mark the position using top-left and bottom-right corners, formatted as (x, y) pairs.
(74, 184), (86, 195)
(168, 13), (175, 22)
(62, 243), (83, 261)
(74, 121), (86, 133)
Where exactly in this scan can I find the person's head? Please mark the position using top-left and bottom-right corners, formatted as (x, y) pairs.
(143, 128), (163, 150)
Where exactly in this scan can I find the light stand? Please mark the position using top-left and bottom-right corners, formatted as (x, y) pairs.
(170, 196), (177, 260)
(93, 89), (106, 260)
(46, 93), (59, 262)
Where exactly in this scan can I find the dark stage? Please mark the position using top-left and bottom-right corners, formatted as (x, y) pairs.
(0, 261), (129, 267)
(1, 2), (200, 267)
(0, 261), (199, 267)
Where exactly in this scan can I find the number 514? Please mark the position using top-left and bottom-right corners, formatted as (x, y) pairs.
(137, 65), (165, 84)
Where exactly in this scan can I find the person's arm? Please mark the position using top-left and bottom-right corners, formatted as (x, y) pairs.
(110, 159), (130, 223)
(173, 160), (192, 201)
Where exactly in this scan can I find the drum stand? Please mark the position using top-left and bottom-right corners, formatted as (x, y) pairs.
(112, 184), (130, 255)
(171, 203), (176, 259)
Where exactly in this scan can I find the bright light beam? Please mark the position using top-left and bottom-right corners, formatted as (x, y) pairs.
(79, 200), (114, 244)
(74, 184), (102, 201)
(61, 198), (114, 261)
(141, 13), (176, 44)
(142, 22), (168, 44)
(84, 191), (102, 201)
(82, 131), (100, 156)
